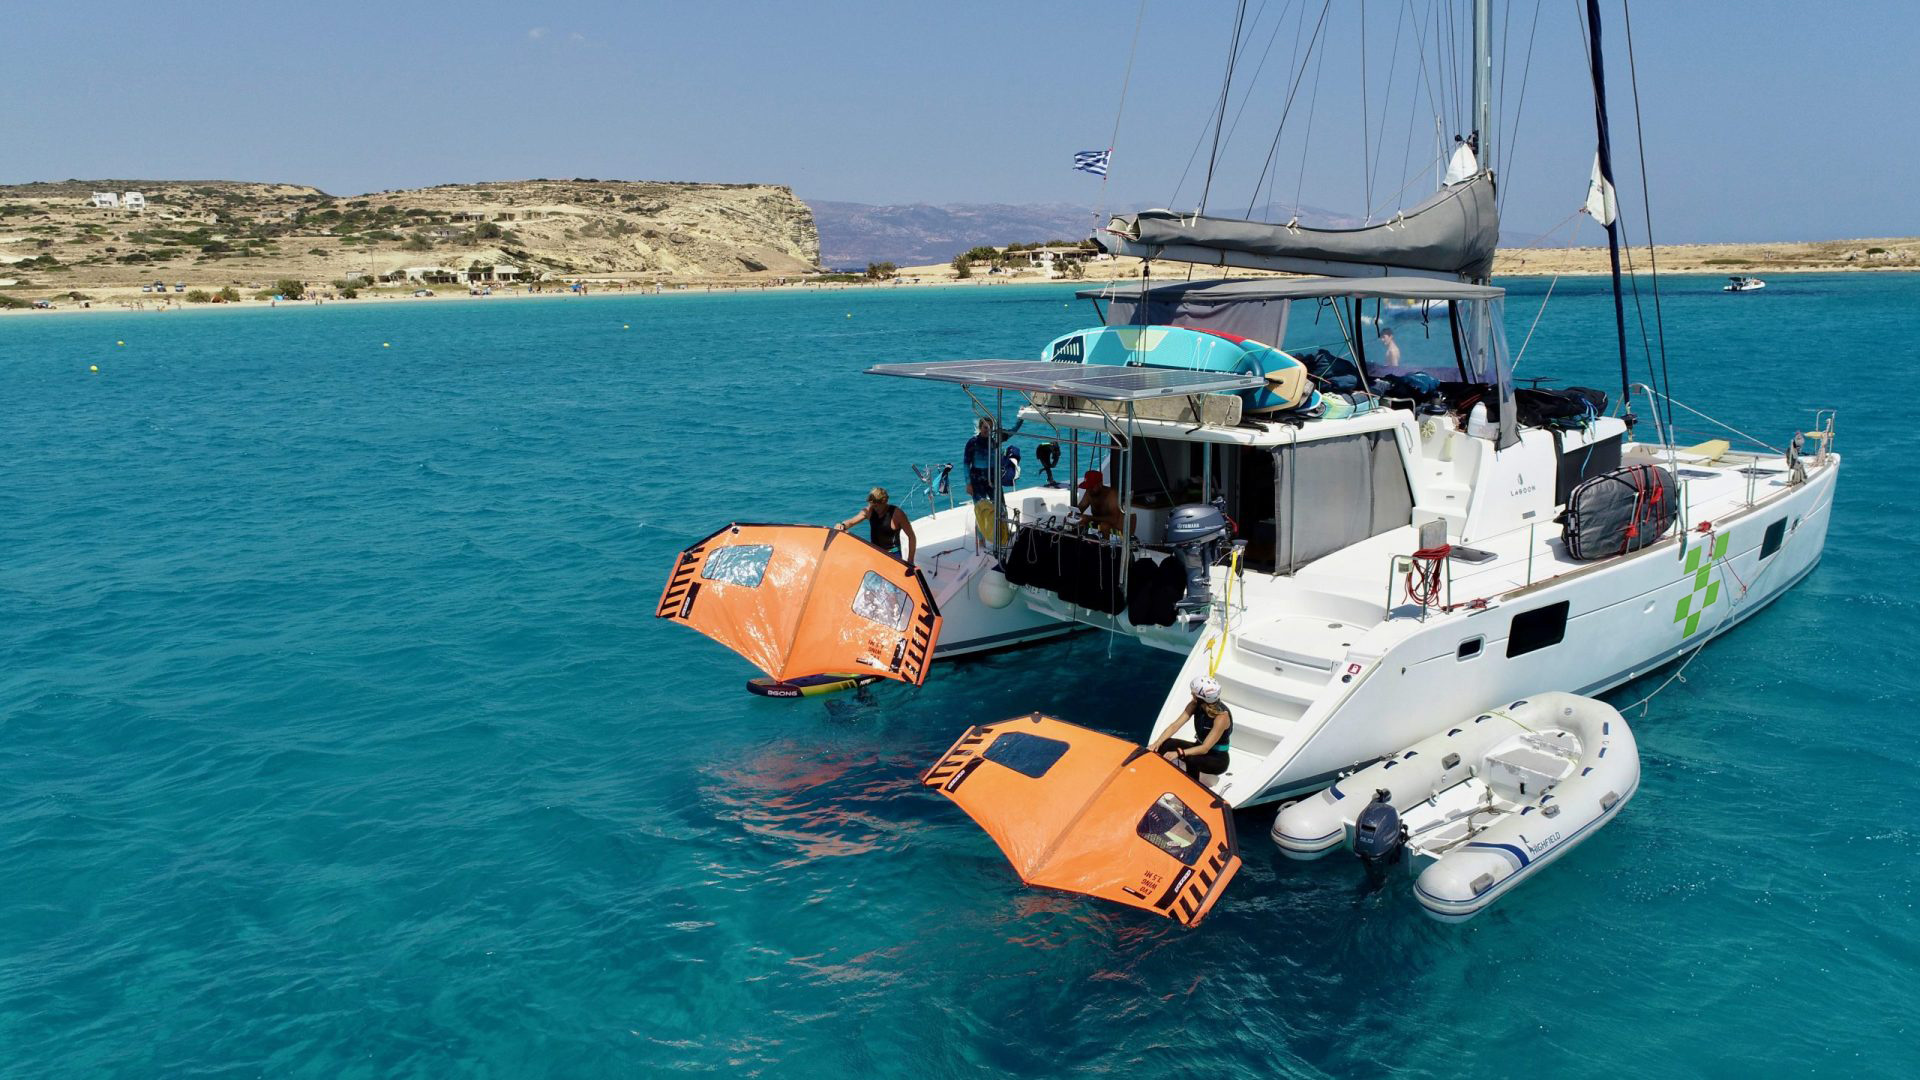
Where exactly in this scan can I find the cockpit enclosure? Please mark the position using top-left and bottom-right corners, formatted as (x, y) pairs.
(1078, 277), (1519, 449)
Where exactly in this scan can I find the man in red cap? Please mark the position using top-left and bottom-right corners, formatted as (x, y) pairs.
(1074, 469), (1125, 539)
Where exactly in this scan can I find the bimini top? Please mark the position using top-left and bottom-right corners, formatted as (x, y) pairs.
(657, 523), (941, 686)
(1076, 276), (1504, 305)
(866, 359), (1265, 400)
(922, 714), (1241, 927)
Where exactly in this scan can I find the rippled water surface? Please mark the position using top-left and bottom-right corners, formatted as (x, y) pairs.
(3, 278), (1916, 1077)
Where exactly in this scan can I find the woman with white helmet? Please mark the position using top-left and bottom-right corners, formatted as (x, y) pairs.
(1151, 675), (1233, 784)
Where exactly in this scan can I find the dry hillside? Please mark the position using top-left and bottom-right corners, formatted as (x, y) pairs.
(0, 179), (821, 300)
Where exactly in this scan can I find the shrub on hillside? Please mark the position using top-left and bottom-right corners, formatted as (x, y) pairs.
(184, 289), (212, 303)
(951, 254), (972, 279)
(865, 261), (898, 281)
(273, 279), (305, 300)
(215, 286), (241, 303)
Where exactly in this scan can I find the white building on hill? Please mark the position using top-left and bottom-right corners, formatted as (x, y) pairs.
(122, 192), (147, 212)
(89, 192), (120, 209)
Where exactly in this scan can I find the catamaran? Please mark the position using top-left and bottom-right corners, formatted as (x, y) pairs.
(856, 0), (1838, 810)
(663, 2), (1838, 817)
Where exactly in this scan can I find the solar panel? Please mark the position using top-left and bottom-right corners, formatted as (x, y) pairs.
(865, 360), (1265, 401)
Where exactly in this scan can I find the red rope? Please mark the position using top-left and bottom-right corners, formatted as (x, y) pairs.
(1405, 545), (1451, 607)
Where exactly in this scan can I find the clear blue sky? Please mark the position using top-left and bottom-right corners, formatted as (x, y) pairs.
(8, 1), (1913, 243)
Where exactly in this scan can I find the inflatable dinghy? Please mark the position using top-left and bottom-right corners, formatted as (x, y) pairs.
(745, 673), (880, 698)
(923, 714), (1241, 926)
(1041, 325), (1312, 413)
(658, 523), (942, 687)
(1271, 692), (1638, 921)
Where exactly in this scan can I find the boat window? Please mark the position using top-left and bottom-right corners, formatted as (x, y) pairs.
(981, 731), (1071, 778)
(701, 544), (773, 587)
(1761, 518), (1787, 559)
(1137, 793), (1212, 866)
(1457, 636), (1484, 660)
(1506, 601), (1570, 657)
(851, 571), (913, 630)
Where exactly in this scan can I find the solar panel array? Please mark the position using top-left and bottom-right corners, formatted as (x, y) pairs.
(865, 360), (1266, 401)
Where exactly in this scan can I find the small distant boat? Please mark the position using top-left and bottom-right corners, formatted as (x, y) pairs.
(1270, 692), (1638, 921)
(1723, 275), (1766, 292)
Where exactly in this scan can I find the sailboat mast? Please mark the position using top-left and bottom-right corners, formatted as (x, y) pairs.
(1473, 0), (1492, 174)
(1584, 0), (1633, 412)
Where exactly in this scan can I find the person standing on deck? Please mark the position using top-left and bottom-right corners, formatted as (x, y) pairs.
(836, 487), (917, 568)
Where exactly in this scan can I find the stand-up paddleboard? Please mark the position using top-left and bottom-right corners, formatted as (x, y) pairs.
(1042, 325), (1312, 412)
(922, 713), (1241, 927)
(746, 673), (881, 698)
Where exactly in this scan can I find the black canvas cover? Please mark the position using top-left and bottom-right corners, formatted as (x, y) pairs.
(1561, 464), (1677, 560)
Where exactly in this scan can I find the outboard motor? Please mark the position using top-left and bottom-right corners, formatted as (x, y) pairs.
(1353, 789), (1406, 874)
(1165, 501), (1231, 611)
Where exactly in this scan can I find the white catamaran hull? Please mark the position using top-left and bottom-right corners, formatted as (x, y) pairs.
(1152, 456), (1835, 807)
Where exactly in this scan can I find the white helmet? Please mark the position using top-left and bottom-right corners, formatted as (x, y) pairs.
(1190, 675), (1221, 703)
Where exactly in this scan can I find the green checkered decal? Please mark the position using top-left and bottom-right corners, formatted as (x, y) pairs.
(1674, 532), (1731, 637)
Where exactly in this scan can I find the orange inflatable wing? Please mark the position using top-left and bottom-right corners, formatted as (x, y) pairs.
(657, 523), (941, 686)
(922, 714), (1240, 927)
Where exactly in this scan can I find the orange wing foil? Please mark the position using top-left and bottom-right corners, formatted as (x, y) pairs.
(657, 523), (942, 686)
(922, 714), (1241, 927)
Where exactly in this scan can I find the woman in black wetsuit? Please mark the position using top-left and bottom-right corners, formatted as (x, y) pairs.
(1151, 675), (1231, 783)
(835, 486), (918, 568)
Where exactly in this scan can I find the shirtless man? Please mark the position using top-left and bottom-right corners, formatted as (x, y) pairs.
(1074, 470), (1125, 538)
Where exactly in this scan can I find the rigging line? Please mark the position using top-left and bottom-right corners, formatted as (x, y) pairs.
(1248, 0), (1333, 217)
(1621, 0), (1675, 439)
(1398, 0), (1436, 196)
(1496, 0), (1512, 171)
(1497, 0), (1543, 217)
(1360, 0), (1371, 217)
(1219, 0), (1299, 178)
(1199, 0), (1252, 216)
(1511, 207), (1587, 370)
(1255, 0), (1315, 217)
(1095, 0), (1151, 227)
(1365, 0), (1410, 219)
(1294, 21), (1331, 213)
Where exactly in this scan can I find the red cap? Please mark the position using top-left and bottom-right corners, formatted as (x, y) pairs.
(1078, 470), (1103, 490)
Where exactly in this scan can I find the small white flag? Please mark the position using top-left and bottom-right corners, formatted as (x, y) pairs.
(1584, 154), (1618, 226)
(1072, 149), (1111, 177)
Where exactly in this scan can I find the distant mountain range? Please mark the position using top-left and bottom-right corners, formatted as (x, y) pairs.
(807, 197), (1556, 269)
(806, 201), (1101, 269)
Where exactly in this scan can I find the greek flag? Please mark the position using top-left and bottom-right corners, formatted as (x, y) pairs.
(1072, 149), (1111, 177)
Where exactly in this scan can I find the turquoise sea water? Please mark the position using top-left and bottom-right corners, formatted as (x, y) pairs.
(2, 277), (1915, 1078)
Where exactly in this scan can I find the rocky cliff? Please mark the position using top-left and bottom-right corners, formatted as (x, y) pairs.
(0, 179), (821, 292)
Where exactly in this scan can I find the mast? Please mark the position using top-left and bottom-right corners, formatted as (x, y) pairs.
(1584, 0), (1634, 415)
(1473, 0), (1492, 177)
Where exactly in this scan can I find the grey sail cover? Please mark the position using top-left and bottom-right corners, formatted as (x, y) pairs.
(1110, 173), (1500, 281)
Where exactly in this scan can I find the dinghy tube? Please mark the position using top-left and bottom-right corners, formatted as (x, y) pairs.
(1271, 692), (1639, 921)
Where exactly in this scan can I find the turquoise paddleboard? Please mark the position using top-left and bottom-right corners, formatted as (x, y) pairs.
(1042, 325), (1312, 412)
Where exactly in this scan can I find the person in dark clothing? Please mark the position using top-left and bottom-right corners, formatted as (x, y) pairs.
(1151, 675), (1232, 783)
(836, 486), (917, 567)
(964, 418), (995, 500)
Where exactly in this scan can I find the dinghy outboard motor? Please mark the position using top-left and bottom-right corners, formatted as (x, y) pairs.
(1353, 789), (1406, 873)
(1166, 501), (1231, 611)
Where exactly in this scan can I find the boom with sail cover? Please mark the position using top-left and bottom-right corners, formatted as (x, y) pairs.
(657, 523), (942, 686)
(1099, 172), (1500, 282)
(922, 714), (1242, 927)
